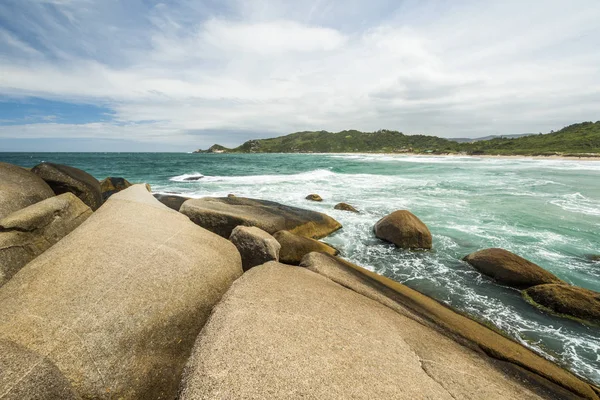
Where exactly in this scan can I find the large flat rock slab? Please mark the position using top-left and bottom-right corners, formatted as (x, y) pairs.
(179, 262), (581, 400)
(180, 196), (342, 239)
(0, 162), (55, 220)
(0, 185), (243, 399)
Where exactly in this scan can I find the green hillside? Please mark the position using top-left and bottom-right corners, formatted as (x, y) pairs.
(197, 121), (600, 156)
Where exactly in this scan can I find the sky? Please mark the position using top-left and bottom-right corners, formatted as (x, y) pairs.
(0, 0), (599, 152)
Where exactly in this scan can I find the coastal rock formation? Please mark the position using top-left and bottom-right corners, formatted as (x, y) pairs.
(229, 226), (281, 271)
(180, 196), (342, 239)
(524, 284), (600, 326)
(0, 193), (92, 287)
(0, 162), (55, 219)
(179, 260), (595, 400)
(0, 340), (79, 400)
(334, 202), (359, 213)
(0, 185), (243, 399)
(374, 210), (432, 249)
(153, 193), (192, 211)
(31, 162), (103, 210)
(463, 248), (564, 289)
(273, 230), (338, 265)
(305, 193), (323, 202)
(100, 176), (132, 200)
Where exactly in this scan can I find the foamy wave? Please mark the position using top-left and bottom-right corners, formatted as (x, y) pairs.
(550, 193), (600, 216)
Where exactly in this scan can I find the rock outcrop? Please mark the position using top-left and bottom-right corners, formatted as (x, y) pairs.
(153, 193), (192, 211)
(0, 162), (55, 220)
(179, 260), (596, 400)
(180, 196), (342, 239)
(334, 202), (359, 213)
(0, 193), (92, 287)
(524, 284), (600, 326)
(305, 193), (323, 202)
(229, 226), (280, 271)
(31, 162), (103, 210)
(100, 177), (132, 200)
(374, 210), (432, 249)
(463, 248), (564, 289)
(273, 230), (338, 265)
(0, 185), (243, 399)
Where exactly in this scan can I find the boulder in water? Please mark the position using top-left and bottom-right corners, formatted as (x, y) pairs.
(273, 230), (338, 265)
(100, 177), (132, 200)
(305, 193), (323, 202)
(0, 162), (55, 220)
(463, 248), (564, 289)
(229, 226), (280, 271)
(180, 196), (342, 239)
(524, 284), (600, 326)
(0, 185), (243, 399)
(154, 193), (192, 211)
(0, 193), (92, 287)
(373, 210), (432, 249)
(334, 202), (359, 213)
(31, 162), (103, 210)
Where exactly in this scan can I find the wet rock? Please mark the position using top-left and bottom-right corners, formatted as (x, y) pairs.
(100, 177), (132, 201)
(180, 196), (342, 239)
(463, 248), (564, 289)
(229, 226), (280, 271)
(334, 202), (359, 213)
(153, 193), (192, 211)
(0, 193), (92, 287)
(524, 284), (600, 326)
(273, 230), (338, 265)
(374, 210), (432, 249)
(183, 175), (204, 181)
(305, 194), (323, 202)
(31, 162), (103, 210)
(0, 162), (54, 220)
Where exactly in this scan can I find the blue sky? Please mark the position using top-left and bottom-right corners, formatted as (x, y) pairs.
(0, 0), (599, 152)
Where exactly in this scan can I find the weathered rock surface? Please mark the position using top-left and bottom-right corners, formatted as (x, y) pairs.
(464, 248), (564, 289)
(100, 177), (132, 201)
(0, 193), (92, 287)
(374, 210), (432, 249)
(334, 202), (359, 213)
(153, 193), (192, 211)
(0, 162), (55, 220)
(31, 162), (103, 210)
(305, 193), (323, 202)
(0, 339), (79, 400)
(179, 260), (594, 400)
(0, 185), (243, 399)
(299, 252), (599, 400)
(229, 226), (280, 271)
(524, 284), (600, 326)
(180, 196), (342, 239)
(273, 230), (338, 265)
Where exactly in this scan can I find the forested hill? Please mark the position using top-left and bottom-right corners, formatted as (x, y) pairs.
(195, 121), (600, 155)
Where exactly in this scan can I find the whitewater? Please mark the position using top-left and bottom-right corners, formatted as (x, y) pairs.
(2, 152), (599, 385)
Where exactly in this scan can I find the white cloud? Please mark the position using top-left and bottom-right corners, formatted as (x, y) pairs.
(0, 0), (599, 149)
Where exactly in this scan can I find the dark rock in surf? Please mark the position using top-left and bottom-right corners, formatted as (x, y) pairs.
(463, 248), (564, 289)
(183, 176), (204, 181)
(374, 210), (432, 250)
(305, 194), (323, 202)
(524, 284), (600, 326)
(31, 162), (103, 210)
(334, 202), (359, 213)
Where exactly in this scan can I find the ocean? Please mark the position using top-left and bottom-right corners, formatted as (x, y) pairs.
(2, 152), (599, 384)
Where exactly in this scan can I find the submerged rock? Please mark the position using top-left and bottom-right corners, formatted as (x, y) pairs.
(229, 226), (280, 271)
(100, 176), (132, 200)
(463, 248), (563, 289)
(524, 284), (600, 326)
(180, 196), (342, 239)
(273, 230), (338, 265)
(0, 185), (242, 399)
(0, 193), (92, 287)
(305, 193), (323, 202)
(0, 162), (55, 220)
(183, 176), (204, 181)
(31, 162), (103, 210)
(373, 210), (432, 249)
(334, 202), (359, 213)
(153, 193), (192, 211)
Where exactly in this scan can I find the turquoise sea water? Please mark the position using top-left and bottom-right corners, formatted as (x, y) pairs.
(2, 152), (599, 384)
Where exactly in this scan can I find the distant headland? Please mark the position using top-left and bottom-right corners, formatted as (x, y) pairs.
(194, 121), (600, 157)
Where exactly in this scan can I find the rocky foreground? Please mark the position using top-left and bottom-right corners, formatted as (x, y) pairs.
(0, 161), (599, 399)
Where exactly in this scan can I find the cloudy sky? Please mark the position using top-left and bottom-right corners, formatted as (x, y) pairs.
(0, 0), (599, 151)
